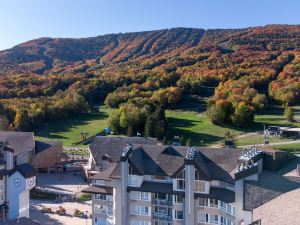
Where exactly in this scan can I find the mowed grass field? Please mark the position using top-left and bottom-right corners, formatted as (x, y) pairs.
(34, 102), (300, 152)
(166, 110), (243, 146)
(35, 106), (112, 146)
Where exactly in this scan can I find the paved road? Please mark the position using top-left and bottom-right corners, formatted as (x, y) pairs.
(238, 139), (300, 148)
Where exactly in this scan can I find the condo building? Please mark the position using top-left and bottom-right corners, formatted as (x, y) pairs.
(0, 137), (37, 222)
(84, 136), (300, 225)
(0, 131), (64, 223)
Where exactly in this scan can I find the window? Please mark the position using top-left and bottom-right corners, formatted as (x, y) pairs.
(130, 191), (140, 200)
(227, 204), (232, 214)
(141, 192), (150, 201)
(220, 216), (226, 225)
(199, 198), (208, 207)
(130, 221), (151, 225)
(195, 170), (201, 180)
(129, 175), (138, 186)
(177, 179), (185, 190)
(175, 170), (185, 190)
(220, 201), (227, 211)
(130, 205), (150, 216)
(195, 180), (206, 193)
(154, 193), (167, 200)
(154, 206), (167, 214)
(94, 204), (107, 213)
(199, 213), (209, 223)
(94, 179), (105, 186)
(232, 205), (236, 215)
(140, 206), (150, 216)
(210, 199), (218, 208)
(174, 195), (183, 204)
(94, 194), (106, 200)
(210, 214), (219, 224)
(174, 210), (183, 220)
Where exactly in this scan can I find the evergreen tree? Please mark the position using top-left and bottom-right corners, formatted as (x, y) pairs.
(144, 116), (155, 137)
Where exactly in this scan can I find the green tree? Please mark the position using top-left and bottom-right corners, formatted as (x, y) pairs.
(231, 106), (254, 128)
(14, 108), (31, 131)
(207, 104), (226, 125)
(284, 107), (294, 122)
(108, 109), (121, 133)
(144, 116), (155, 137)
(0, 115), (9, 131)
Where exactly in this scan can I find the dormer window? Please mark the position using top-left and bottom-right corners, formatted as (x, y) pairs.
(175, 169), (185, 190)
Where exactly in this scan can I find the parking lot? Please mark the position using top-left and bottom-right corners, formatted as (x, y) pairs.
(30, 199), (92, 225)
(31, 173), (92, 225)
(36, 173), (89, 194)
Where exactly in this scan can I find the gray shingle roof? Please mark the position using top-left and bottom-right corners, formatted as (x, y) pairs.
(128, 145), (242, 183)
(244, 157), (300, 211)
(97, 145), (243, 183)
(91, 163), (118, 180)
(195, 187), (235, 203)
(89, 136), (158, 165)
(82, 185), (113, 195)
(9, 163), (37, 178)
(0, 131), (35, 155)
(35, 140), (62, 154)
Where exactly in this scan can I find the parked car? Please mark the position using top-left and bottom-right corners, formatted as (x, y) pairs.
(56, 206), (66, 215)
(41, 207), (52, 214)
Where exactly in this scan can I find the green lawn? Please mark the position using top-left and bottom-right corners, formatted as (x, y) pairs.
(34, 102), (300, 149)
(272, 143), (300, 153)
(35, 106), (112, 146)
(166, 104), (300, 147)
(236, 134), (291, 146)
(166, 110), (243, 146)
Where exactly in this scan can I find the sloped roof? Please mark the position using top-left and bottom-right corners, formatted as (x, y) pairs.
(35, 140), (62, 154)
(0, 131), (35, 155)
(82, 185), (113, 195)
(92, 144), (243, 183)
(244, 157), (300, 211)
(89, 136), (158, 165)
(91, 163), (118, 180)
(252, 188), (300, 225)
(9, 163), (37, 178)
(128, 145), (242, 183)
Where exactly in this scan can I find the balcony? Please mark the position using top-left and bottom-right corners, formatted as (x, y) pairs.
(152, 212), (172, 221)
(153, 199), (172, 206)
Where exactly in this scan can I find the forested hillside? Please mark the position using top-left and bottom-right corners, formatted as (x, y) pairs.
(0, 25), (299, 136)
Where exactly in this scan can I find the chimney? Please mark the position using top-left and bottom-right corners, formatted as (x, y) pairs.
(3, 144), (14, 170)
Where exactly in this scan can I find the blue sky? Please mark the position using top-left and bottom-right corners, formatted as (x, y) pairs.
(0, 0), (299, 50)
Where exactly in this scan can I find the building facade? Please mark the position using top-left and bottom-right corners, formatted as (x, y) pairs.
(83, 140), (295, 225)
(0, 140), (37, 222)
